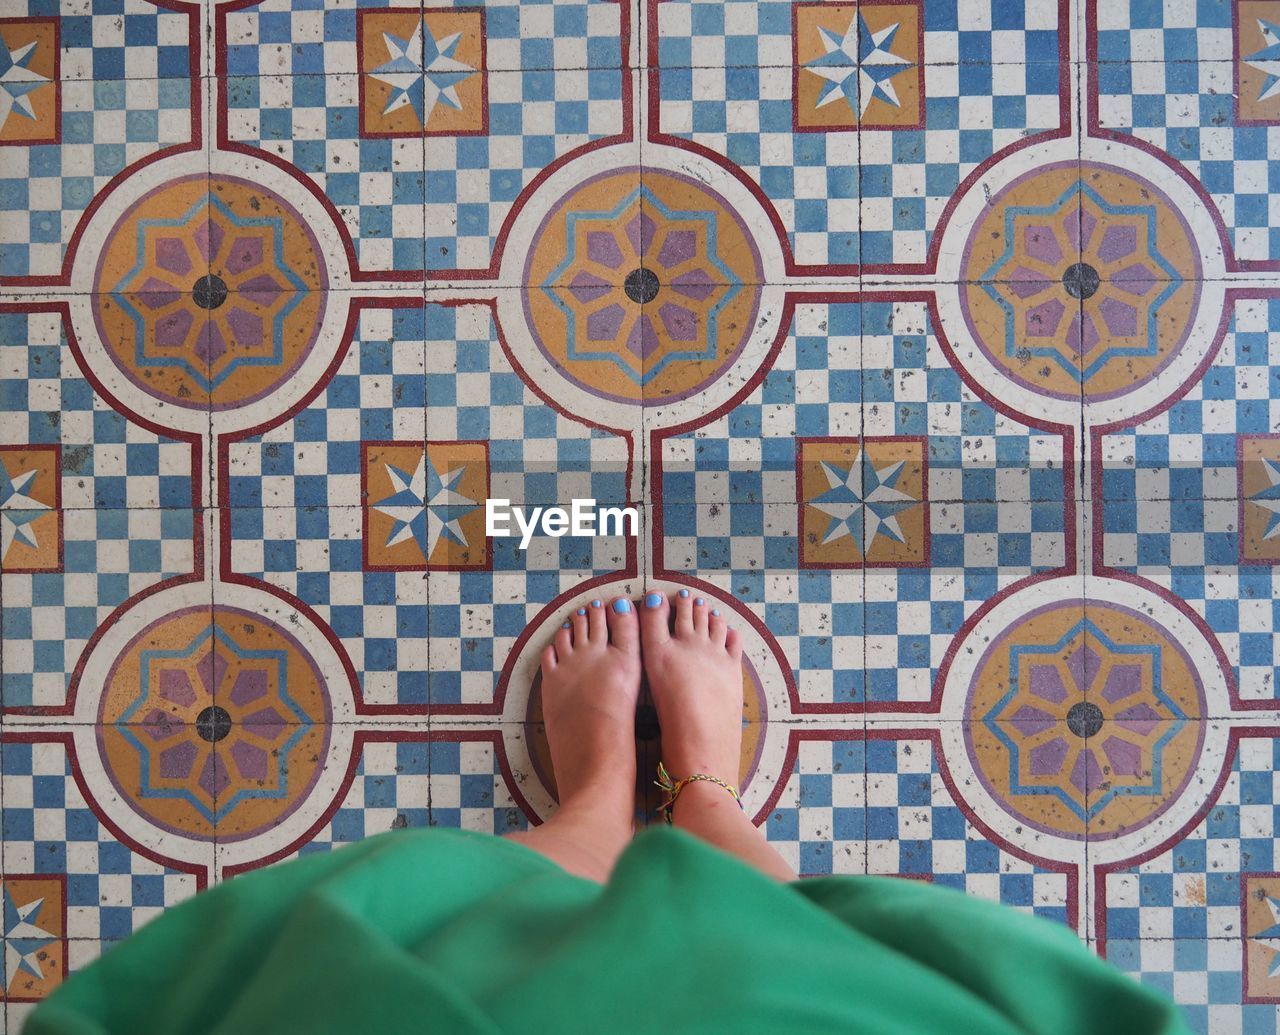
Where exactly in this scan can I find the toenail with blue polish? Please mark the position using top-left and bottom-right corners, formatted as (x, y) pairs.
(644, 592), (663, 609)
(612, 599), (631, 614)
(712, 608), (721, 617)
(695, 598), (705, 606)
(678, 589), (690, 599)
(591, 599), (602, 608)
(561, 621), (571, 629)
(576, 608), (586, 616)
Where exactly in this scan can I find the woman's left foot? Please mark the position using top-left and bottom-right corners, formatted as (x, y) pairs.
(537, 597), (642, 835)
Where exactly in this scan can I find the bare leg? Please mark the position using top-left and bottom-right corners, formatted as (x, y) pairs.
(505, 597), (641, 883)
(639, 589), (797, 882)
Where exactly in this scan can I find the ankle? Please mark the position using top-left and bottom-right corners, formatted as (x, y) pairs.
(669, 778), (748, 829)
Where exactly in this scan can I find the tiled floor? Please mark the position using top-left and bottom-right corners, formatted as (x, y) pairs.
(2, 0), (1280, 1030)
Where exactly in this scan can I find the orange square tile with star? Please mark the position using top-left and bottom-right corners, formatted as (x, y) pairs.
(363, 440), (490, 570)
(793, 1), (923, 131)
(358, 8), (487, 137)
(0, 18), (59, 146)
(1240, 435), (1280, 563)
(798, 436), (928, 567)
(1, 875), (66, 1003)
(0, 445), (61, 572)
(1243, 873), (1280, 1002)
(1236, 2), (1280, 125)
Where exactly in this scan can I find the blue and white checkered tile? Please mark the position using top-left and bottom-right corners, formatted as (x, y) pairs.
(1096, 59), (1280, 263)
(1098, 297), (1280, 504)
(660, 300), (1068, 505)
(287, 737), (529, 861)
(1105, 736), (1280, 941)
(0, 310), (195, 511)
(424, 303), (629, 505)
(227, 506), (432, 708)
(864, 736), (1071, 924)
(1, 507), (195, 709)
(1093, 0), (1234, 64)
(224, 66), (626, 272)
(222, 0), (623, 76)
(10, 0), (196, 79)
(660, 302), (862, 504)
(0, 77), (195, 280)
(763, 736), (866, 877)
(656, 0), (1063, 67)
(861, 299), (1069, 504)
(1105, 940), (1261, 1035)
(226, 305), (427, 511)
(422, 68), (625, 270)
(660, 495), (1064, 706)
(223, 74), (426, 273)
(425, 530), (632, 706)
(656, 12), (1063, 266)
(864, 501), (1066, 705)
(0, 739), (202, 939)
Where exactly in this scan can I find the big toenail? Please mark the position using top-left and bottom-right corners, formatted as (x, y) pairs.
(576, 608), (586, 616)
(695, 598), (705, 606)
(612, 599), (632, 614)
(591, 599), (602, 608)
(712, 608), (721, 617)
(644, 592), (663, 609)
(678, 589), (690, 598)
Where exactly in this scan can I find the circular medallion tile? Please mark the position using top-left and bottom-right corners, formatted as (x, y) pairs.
(521, 167), (764, 406)
(963, 599), (1205, 841)
(96, 605), (332, 842)
(960, 161), (1201, 403)
(92, 174), (328, 412)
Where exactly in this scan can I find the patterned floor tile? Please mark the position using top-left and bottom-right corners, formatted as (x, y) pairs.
(5, 0), (1280, 1028)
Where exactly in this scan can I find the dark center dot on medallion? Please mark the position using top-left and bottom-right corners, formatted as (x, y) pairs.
(1066, 701), (1104, 739)
(624, 267), (660, 305)
(635, 702), (661, 742)
(192, 274), (229, 310)
(1061, 262), (1100, 301)
(195, 705), (233, 743)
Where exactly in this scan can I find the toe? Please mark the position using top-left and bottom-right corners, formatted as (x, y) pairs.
(692, 596), (709, 635)
(639, 588), (671, 648)
(725, 626), (743, 661)
(555, 621), (573, 656)
(540, 643), (558, 672)
(672, 587), (694, 636)
(606, 596), (639, 654)
(587, 598), (607, 642)
(571, 606), (590, 645)
(708, 605), (727, 646)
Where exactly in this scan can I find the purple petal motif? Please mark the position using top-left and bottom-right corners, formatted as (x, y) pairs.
(155, 238), (192, 277)
(567, 270), (611, 304)
(585, 231), (624, 269)
(1022, 225), (1063, 265)
(586, 303), (625, 343)
(659, 303), (697, 343)
(231, 740), (269, 782)
(657, 230), (697, 269)
(159, 740), (198, 780)
(225, 236), (264, 276)
(229, 669), (268, 707)
(159, 669), (197, 707)
(1029, 736), (1070, 777)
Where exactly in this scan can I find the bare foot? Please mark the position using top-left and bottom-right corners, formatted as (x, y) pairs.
(537, 597), (642, 830)
(638, 588), (744, 788)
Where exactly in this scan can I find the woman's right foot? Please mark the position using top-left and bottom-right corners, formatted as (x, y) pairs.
(638, 588), (744, 789)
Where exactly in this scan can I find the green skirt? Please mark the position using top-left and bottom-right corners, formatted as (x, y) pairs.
(27, 827), (1187, 1035)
